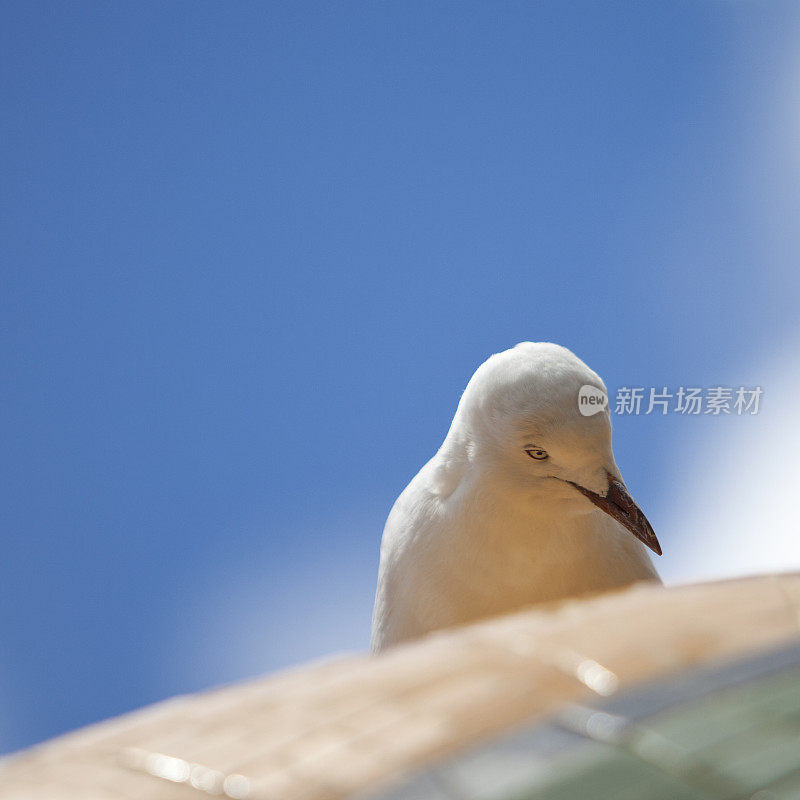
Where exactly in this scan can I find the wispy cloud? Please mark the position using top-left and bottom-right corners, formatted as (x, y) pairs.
(164, 509), (380, 690)
(659, 331), (800, 584)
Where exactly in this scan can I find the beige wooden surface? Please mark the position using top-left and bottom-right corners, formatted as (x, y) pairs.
(1, 573), (798, 800)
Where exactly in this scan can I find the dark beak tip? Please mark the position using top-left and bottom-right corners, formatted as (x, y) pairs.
(650, 540), (663, 557)
(567, 477), (663, 557)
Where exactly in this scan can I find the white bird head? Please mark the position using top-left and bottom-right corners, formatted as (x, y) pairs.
(443, 342), (661, 555)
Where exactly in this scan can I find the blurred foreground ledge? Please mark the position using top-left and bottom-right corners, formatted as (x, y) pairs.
(2, 573), (799, 800)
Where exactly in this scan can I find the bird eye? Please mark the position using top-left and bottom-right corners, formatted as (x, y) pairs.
(525, 447), (548, 460)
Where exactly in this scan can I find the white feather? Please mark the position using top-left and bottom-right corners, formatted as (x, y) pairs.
(371, 342), (659, 651)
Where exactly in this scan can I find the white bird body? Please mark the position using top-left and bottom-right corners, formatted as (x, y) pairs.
(372, 343), (660, 652)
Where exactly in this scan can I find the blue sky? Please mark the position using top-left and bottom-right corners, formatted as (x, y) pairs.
(2, 1), (799, 753)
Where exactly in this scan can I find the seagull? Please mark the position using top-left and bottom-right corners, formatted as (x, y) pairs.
(371, 342), (661, 652)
